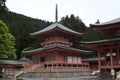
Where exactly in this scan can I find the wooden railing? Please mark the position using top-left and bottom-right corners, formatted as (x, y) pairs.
(90, 64), (120, 71)
(41, 39), (73, 46)
(42, 61), (89, 65)
(28, 61), (90, 72)
(19, 61), (34, 71)
(13, 61), (35, 78)
(101, 64), (120, 69)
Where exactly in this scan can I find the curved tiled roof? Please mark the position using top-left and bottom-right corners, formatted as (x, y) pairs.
(0, 59), (28, 66)
(82, 57), (104, 61)
(90, 17), (120, 26)
(80, 38), (120, 44)
(22, 45), (92, 54)
(30, 22), (83, 36)
(19, 57), (31, 61)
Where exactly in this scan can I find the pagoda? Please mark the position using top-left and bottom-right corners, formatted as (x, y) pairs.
(21, 5), (92, 78)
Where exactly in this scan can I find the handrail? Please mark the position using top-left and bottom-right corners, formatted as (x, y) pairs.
(41, 61), (89, 65)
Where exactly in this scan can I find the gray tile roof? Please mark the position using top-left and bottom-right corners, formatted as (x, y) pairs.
(0, 59), (28, 66)
(90, 17), (120, 26)
(80, 38), (120, 44)
(19, 57), (31, 61)
(30, 22), (83, 36)
(22, 45), (92, 54)
(82, 57), (104, 61)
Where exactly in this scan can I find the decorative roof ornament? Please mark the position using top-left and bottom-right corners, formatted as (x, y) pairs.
(90, 17), (120, 26)
(55, 4), (58, 22)
(96, 19), (100, 24)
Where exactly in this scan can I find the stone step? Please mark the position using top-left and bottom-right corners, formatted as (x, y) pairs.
(18, 77), (97, 80)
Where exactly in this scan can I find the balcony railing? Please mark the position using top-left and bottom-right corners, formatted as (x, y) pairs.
(28, 61), (89, 72)
(101, 64), (120, 69)
(42, 61), (89, 66)
(89, 64), (120, 71)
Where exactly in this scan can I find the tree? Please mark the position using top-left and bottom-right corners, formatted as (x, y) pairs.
(0, 20), (16, 59)
(0, 0), (8, 15)
(60, 14), (88, 33)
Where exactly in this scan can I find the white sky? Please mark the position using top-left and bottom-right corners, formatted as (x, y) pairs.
(6, 0), (120, 26)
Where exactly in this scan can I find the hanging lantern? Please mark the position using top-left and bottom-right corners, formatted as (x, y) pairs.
(106, 52), (116, 57)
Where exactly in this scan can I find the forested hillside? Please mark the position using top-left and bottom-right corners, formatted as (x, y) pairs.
(0, 11), (107, 58)
(0, 11), (51, 58)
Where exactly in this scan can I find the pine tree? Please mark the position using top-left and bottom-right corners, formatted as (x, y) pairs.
(0, 20), (16, 59)
(60, 14), (88, 33)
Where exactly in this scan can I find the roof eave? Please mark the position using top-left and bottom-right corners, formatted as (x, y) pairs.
(22, 45), (92, 55)
(30, 23), (83, 36)
(80, 38), (120, 44)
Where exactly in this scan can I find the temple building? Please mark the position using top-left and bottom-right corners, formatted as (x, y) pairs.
(0, 57), (34, 78)
(81, 18), (120, 79)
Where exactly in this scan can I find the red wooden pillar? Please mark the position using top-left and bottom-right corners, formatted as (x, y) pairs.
(34, 55), (36, 63)
(57, 54), (60, 62)
(98, 48), (101, 72)
(12, 66), (15, 78)
(104, 50), (107, 66)
(117, 48), (120, 64)
(110, 46), (113, 69)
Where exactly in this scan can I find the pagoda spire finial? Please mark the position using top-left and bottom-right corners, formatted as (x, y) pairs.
(55, 4), (58, 22)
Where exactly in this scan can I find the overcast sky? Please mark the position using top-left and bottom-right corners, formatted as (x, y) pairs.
(6, 0), (120, 26)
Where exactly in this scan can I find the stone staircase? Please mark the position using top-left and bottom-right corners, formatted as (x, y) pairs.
(15, 63), (44, 79)
(15, 64), (39, 77)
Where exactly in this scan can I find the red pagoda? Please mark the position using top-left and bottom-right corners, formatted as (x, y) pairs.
(21, 21), (92, 77)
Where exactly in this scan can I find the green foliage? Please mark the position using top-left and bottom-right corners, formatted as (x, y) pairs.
(21, 47), (34, 58)
(0, 54), (8, 58)
(0, 20), (16, 59)
(22, 47), (34, 51)
(0, 20), (9, 33)
(60, 14), (88, 33)
(81, 28), (107, 41)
